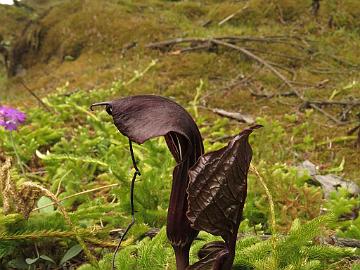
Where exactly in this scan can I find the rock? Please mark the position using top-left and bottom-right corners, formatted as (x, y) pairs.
(299, 160), (318, 176)
(298, 160), (360, 198)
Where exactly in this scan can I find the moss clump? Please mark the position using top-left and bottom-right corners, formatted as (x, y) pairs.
(0, 5), (30, 41)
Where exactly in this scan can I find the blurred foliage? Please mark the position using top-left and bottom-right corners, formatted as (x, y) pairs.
(79, 215), (356, 270)
(0, 0), (359, 268)
(0, 61), (358, 269)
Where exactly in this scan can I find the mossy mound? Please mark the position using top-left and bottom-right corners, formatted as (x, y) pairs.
(0, 4), (30, 41)
(0, 0), (359, 181)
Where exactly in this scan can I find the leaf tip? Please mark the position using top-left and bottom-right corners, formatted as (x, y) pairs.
(90, 102), (113, 115)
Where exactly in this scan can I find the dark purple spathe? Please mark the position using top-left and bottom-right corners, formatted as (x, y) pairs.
(0, 106), (26, 131)
(90, 95), (259, 270)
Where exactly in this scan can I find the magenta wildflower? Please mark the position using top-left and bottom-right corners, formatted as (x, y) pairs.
(0, 106), (26, 131)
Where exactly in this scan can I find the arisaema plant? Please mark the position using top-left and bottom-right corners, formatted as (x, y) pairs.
(91, 95), (260, 270)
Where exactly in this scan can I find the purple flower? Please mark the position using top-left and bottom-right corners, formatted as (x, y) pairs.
(0, 106), (26, 131)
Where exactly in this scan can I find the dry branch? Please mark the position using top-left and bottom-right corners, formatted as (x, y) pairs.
(207, 39), (342, 124)
(147, 36), (359, 124)
(20, 80), (52, 112)
(218, 3), (250, 26)
(146, 35), (307, 51)
(199, 106), (255, 124)
(32, 183), (121, 212)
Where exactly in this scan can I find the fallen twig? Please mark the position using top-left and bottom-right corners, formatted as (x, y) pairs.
(148, 36), (353, 124)
(247, 47), (303, 60)
(316, 136), (357, 147)
(218, 3), (249, 26)
(310, 100), (360, 106)
(146, 37), (209, 51)
(20, 80), (52, 112)
(169, 43), (213, 55)
(32, 183), (121, 212)
(200, 106), (255, 124)
(146, 36), (307, 51)
(210, 39), (345, 124)
(201, 65), (263, 100)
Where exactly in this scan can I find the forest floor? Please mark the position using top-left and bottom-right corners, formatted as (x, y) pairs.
(0, 1), (359, 269)
(1, 0), (359, 182)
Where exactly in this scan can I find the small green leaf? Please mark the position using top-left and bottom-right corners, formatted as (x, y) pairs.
(25, 257), (39, 265)
(326, 157), (345, 173)
(37, 196), (54, 213)
(60, 244), (83, 265)
(40, 255), (55, 264)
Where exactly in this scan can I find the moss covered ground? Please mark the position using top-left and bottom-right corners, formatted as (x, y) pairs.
(0, 1), (359, 268)
(2, 0), (358, 181)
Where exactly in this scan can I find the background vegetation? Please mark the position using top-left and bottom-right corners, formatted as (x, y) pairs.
(0, 0), (359, 269)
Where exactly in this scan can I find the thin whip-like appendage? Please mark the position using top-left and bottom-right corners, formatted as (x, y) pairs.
(129, 140), (141, 175)
(90, 102), (113, 115)
(89, 102), (111, 111)
(112, 140), (140, 270)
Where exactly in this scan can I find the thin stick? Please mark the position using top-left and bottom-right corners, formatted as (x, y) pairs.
(210, 39), (302, 96)
(316, 136), (357, 147)
(146, 38), (209, 49)
(32, 183), (120, 212)
(20, 80), (52, 112)
(218, 2), (249, 26)
(310, 100), (360, 106)
(201, 64), (263, 100)
(307, 103), (344, 125)
(112, 140), (141, 270)
(210, 39), (343, 124)
(147, 36), (305, 50)
(148, 36), (350, 124)
(250, 164), (276, 237)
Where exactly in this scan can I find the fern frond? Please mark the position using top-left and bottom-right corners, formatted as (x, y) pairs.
(275, 214), (336, 267)
(303, 245), (355, 261)
(0, 228), (96, 240)
(299, 260), (322, 270)
(234, 238), (273, 267)
(114, 245), (138, 270)
(136, 227), (174, 269)
(36, 150), (109, 168)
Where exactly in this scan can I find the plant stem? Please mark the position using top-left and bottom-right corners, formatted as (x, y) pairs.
(125, 59), (158, 86)
(112, 140), (140, 270)
(250, 164), (279, 268)
(250, 164), (277, 238)
(32, 183), (120, 212)
(316, 136), (357, 147)
(9, 132), (25, 176)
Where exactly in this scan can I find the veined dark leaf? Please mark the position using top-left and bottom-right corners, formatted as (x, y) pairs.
(187, 126), (260, 239)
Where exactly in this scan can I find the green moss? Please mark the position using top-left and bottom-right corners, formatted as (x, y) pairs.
(0, 5), (30, 40)
(0, 0), (359, 183)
